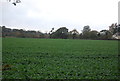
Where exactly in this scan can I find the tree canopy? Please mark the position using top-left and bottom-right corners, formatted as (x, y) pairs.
(50, 27), (68, 39)
(1, 23), (120, 39)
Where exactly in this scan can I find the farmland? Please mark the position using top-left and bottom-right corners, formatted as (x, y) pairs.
(2, 38), (119, 79)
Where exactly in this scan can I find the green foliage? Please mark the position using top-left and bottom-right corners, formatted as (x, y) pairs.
(89, 31), (98, 39)
(80, 31), (98, 39)
(81, 25), (92, 39)
(98, 30), (112, 39)
(1, 26), (44, 38)
(69, 29), (79, 39)
(82, 25), (91, 33)
(109, 23), (120, 35)
(2, 25), (119, 39)
(2, 38), (119, 79)
(50, 27), (69, 39)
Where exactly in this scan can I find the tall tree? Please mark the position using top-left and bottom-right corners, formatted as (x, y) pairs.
(98, 30), (112, 39)
(82, 25), (91, 33)
(89, 30), (99, 39)
(69, 29), (79, 39)
(109, 23), (118, 35)
(51, 27), (68, 39)
(81, 25), (91, 39)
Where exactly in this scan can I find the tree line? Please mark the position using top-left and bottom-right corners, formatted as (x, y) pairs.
(0, 23), (120, 40)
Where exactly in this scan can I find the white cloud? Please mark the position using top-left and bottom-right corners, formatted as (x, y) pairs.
(27, 10), (42, 18)
(1, 0), (119, 32)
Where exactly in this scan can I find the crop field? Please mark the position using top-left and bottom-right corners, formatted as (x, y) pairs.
(2, 38), (119, 79)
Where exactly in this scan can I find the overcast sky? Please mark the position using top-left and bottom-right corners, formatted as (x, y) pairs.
(0, 0), (119, 33)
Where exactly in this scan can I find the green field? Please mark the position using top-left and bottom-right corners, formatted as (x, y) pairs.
(2, 38), (119, 79)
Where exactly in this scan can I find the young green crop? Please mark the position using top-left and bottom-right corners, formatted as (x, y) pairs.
(2, 38), (119, 79)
